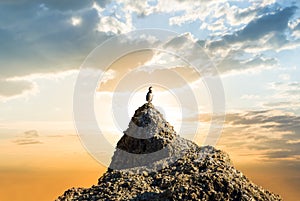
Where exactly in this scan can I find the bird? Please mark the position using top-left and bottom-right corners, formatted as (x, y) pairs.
(146, 86), (153, 103)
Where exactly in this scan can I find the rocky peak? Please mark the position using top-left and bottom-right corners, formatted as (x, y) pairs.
(109, 103), (192, 171)
(56, 103), (282, 201)
(131, 103), (156, 127)
(117, 103), (176, 153)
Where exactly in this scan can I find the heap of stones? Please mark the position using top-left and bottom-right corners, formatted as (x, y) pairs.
(56, 103), (282, 201)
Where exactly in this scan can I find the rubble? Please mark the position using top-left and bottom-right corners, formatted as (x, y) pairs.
(57, 103), (281, 201)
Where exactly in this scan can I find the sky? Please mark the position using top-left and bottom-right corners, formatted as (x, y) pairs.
(0, 0), (300, 200)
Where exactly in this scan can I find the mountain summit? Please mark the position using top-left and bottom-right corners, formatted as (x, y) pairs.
(57, 103), (282, 201)
(109, 103), (197, 172)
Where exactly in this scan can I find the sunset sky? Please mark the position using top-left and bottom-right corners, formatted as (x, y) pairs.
(0, 0), (300, 200)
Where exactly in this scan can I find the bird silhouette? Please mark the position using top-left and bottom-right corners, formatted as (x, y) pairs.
(146, 86), (153, 103)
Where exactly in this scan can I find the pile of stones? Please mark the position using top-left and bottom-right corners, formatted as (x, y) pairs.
(57, 103), (281, 201)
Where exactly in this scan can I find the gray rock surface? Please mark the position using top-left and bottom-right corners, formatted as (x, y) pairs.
(56, 103), (282, 201)
(109, 103), (197, 171)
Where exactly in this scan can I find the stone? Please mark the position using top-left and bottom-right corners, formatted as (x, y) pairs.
(142, 171), (148, 177)
(56, 103), (282, 201)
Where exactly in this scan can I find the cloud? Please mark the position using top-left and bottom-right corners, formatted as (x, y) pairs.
(0, 1), (117, 99)
(267, 81), (300, 102)
(97, 15), (132, 34)
(289, 18), (300, 38)
(13, 130), (42, 145)
(201, 5), (299, 75)
(135, 32), (220, 76)
(39, 0), (94, 11)
(23, 130), (39, 138)
(167, 0), (277, 33)
(140, 31), (278, 76)
(129, 3), (298, 76)
(100, 69), (116, 84)
(223, 6), (296, 43)
(0, 70), (79, 102)
(120, 0), (151, 16)
(0, 1), (110, 79)
(0, 0), (110, 12)
(208, 5), (299, 53)
(216, 52), (278, 75)
(92, 0), (135, 34)
(0, 79), (35, 97)
(221, 110), (300, 162)
(1, 0), (299, 100)
(260, 81), (300, 112)
(208, 6), (297, 52)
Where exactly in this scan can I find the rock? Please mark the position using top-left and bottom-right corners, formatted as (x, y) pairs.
(142, 171), (148, 177)
(56, 103), (282, 201)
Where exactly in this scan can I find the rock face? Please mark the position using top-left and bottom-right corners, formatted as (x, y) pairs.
(56, 103), (282, 201)
(109, 103), (197, 171)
